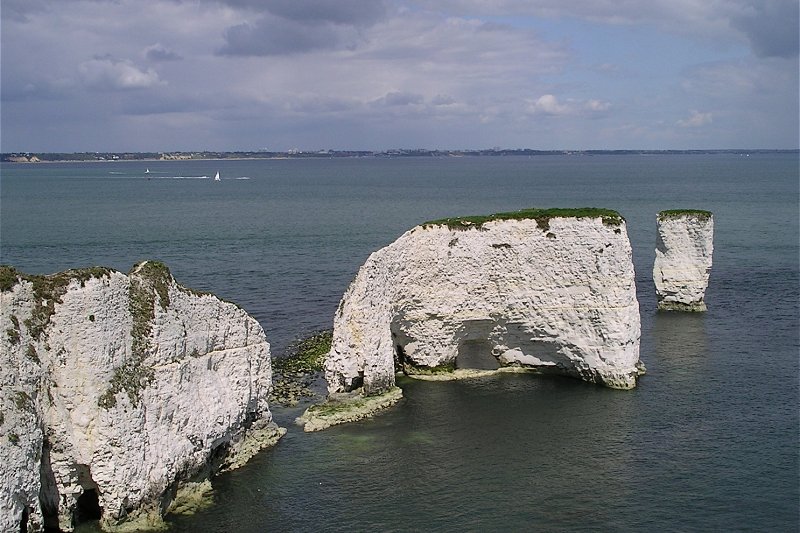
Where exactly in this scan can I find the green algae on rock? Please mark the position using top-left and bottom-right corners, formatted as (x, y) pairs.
(422, 207), (624, 231)
(657, 209), (713, 221)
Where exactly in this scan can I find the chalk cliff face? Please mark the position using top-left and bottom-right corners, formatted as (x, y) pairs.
(653, 211), (714, 311)
(326, 210), (643, 397)
(0, 261), (281, 532)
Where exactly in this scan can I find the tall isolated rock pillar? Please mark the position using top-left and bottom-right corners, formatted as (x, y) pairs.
(653, 210), (714, 311)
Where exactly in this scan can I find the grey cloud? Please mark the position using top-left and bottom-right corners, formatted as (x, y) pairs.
(432, 94), (456, 105)
(373, 91), (426, 107)
(144, 43), (183, 62)
(2, 0), (120, 22)
(120, 91), (223, 116)
(408, 0), (797, 58)
(285, 95), (360, 114)
(263, 0), (386, 26)
(1, 79), (74, 102)
(210, 0), (386, 26)
(731, 0), (799, 58)
(1, 0), (50, 22)
(218, 17), (346, 56)
(216, 0), (385, 56)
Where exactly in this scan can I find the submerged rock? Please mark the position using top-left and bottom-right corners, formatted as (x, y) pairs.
(0, 261), (282, 532)
(653, 210), (714, 311)
(325, 208), (644, 404)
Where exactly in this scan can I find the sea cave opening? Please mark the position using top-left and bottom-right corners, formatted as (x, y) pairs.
(75, 488), (102, 523)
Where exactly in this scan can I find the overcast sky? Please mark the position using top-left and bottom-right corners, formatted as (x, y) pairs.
(2, 0), (798, 151)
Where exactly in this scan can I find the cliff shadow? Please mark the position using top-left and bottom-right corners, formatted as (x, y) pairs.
(456, 339), (500, 370)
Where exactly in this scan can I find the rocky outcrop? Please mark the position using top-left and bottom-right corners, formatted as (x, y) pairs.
(0, 261), (282, 532)
(653, 210), (714, 311)
(325, 209), (644, 403)
(297, 387), (403, 432)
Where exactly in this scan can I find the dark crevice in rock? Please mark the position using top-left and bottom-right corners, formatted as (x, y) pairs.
(38, 439), (60, 531)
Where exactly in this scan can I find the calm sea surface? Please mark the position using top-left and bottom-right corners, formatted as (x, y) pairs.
(1, 154), (798, 531)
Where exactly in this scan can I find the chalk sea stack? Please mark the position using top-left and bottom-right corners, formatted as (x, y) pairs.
(0, 261), (282, 532)
(653, 210), (714, 311)
(312, 209), (644, 429)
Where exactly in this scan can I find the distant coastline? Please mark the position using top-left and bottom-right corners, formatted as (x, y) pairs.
(2, 148), (797, 163)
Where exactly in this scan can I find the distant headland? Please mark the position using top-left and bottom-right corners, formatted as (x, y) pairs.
(2, 148), (795, 163)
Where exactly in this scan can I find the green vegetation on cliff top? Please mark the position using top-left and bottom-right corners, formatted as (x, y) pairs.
(422, 207), (624, 230)
(658, 209), (713, 220)
(0, 265), (114, 340)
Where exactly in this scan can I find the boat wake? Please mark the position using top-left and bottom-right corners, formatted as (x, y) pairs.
(146, 175), (212, 179)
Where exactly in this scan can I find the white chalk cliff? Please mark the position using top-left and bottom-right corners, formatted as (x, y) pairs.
(653, 210), (714, 311)
(326, 209), (644, 398)
(0, 261), (281, 532)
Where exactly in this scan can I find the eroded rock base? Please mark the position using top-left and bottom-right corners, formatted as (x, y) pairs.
(657, 300), (708, 312)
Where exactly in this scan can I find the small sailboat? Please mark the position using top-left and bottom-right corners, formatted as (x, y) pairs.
(145, 168), (150, 174)
(214, 171), (220, 182)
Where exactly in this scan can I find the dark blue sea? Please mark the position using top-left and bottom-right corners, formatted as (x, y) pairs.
(1, 153), (798, 531)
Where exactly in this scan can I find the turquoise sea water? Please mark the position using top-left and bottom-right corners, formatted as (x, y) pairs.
(1, 153), (798, 531)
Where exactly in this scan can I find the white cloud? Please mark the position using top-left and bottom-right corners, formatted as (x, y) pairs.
(78, 57), (162, 90)
(677, 110), (713, 127)
(528, 94), (571, 115)
(527, 94), (611, 116)
(585, 99), (611, 112)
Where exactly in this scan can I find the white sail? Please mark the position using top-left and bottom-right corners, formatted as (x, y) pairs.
(214, 171), (220, 181)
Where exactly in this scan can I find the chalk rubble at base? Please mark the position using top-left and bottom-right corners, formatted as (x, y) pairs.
(325, 211), (644, 412)
(653, 211), (714, 311)
(0, 261), (282, 533)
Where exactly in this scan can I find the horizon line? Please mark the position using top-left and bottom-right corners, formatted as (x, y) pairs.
(3, 148), (798, 156)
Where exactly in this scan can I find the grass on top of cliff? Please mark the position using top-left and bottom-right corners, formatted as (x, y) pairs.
(658, 209), (713, 221)
(0, 265), (114, 340)
(422, 207), (624, 231)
